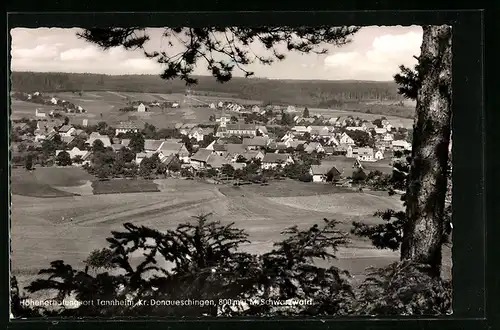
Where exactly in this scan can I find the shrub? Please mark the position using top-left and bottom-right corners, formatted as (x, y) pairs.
(298, 173), (313, 182)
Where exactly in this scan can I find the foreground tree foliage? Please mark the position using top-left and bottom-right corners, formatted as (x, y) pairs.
(11, 214), (452, 318)
(14, 215), (356, 317)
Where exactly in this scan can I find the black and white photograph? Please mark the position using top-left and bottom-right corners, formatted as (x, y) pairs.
(9, 24), (453, 318)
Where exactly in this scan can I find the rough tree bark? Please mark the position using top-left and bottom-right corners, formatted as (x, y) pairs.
(400, 25), (452, 277)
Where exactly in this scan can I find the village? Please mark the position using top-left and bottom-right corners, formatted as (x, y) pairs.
(11, 90), (414, 188)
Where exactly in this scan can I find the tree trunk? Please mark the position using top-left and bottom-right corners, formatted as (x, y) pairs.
(400, 25), (452, 277)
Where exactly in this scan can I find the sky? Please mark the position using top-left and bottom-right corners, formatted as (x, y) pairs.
(10, 26), (422, 81)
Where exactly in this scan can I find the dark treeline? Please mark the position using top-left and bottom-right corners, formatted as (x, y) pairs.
(11, 71), (406, 107)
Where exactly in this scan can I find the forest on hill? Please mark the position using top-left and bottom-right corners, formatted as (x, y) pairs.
(10, 71), (413, 118)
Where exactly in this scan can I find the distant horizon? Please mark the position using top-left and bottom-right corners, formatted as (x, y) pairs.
(10, 70), (397, 84)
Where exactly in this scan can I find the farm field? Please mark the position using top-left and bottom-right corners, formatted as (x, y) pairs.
(11, 172), (452, 292)
(10, 168), (78, 198)
(11, 90), (414, 128)
(92, 178), (161, 194)
(11, 91), (224, 127)
(10, 99), (57, 119)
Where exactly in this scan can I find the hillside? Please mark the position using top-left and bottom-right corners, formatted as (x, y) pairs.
(10, 71), (414, 118)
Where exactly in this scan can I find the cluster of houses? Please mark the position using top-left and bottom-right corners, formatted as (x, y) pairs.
(14, 92), (87, 118)
(205, 101), (298, 115)
(17, 96), (414, 183)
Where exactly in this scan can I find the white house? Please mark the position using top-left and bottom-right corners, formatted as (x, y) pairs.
(218, 101), (224, 108)
(86, 132), (112, 148)
(375, 127), (387, 135)
(189, 127), (213, 142)
(339, 132), (355, 145)
(215, 114), (230, 128)
(374, 150), (385, 160)
(115, 122), (139, 136)
(157, 141), (191, 163)
(291, 126), (310, 133)
(55, 147), (91, 166)
(35, 109), (46, 118)
(310, 164), (341, 183)
(135, 152), (147, 165)
(256, 125), (268, 137)
(50, 97), (58, 105)
(326, 135), (339, 146)
(189, 149), (214, 169)
(172, 102), (180, 108)
(205, 140), (217, 151)
(209, 103), (216, 109)
(304, 142), (325, 154)
(261, 153), (294, 170)
(345, 126), (365, 131)
(58, 125), (76, 137)
(137, 103), (147, 112)
(356, 147), (375, 162)
(383, 133), (394, 142)
(281, 132), (295, 142)
(392, 140), (412, 151)
(77, 105), (84, 112)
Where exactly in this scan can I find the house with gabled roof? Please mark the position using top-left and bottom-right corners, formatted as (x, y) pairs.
(304, 142), (325, 154)
(86, 132), (112, 148)
(55, 147), (91, 166)
(242, 136), (269, 150)
(291, 125), (310, 133)
(339, 132), (355, 145)
(392, 140), (412, 151)
(261, 153), (294, 170)
(224, 143), (247, 157)
(310, 164), (342, 183)
(286, 140), (307, 150)
(189, 127), (214, 142)
(115, 121), (139, 136)
(256, 125), (268, 136)
(206, 153), (230, 169)
(61, 135), (75, 145)
(224, 123), (257, 137)
(157, 141), (190, 163)
(190, 148), (214, 169)
(144, 139), (165, 152)
(58, 125), (76, 137)
(238, 150), (265, 163)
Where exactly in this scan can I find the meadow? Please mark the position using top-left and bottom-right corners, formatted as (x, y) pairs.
(10, 168), (79, 198)
(11, 90), (414, 128)
(10, 99), (57, 120)
(11, 91), (228, 127)
(92, 178), (161, 194)
(10, 168), (452, 293)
